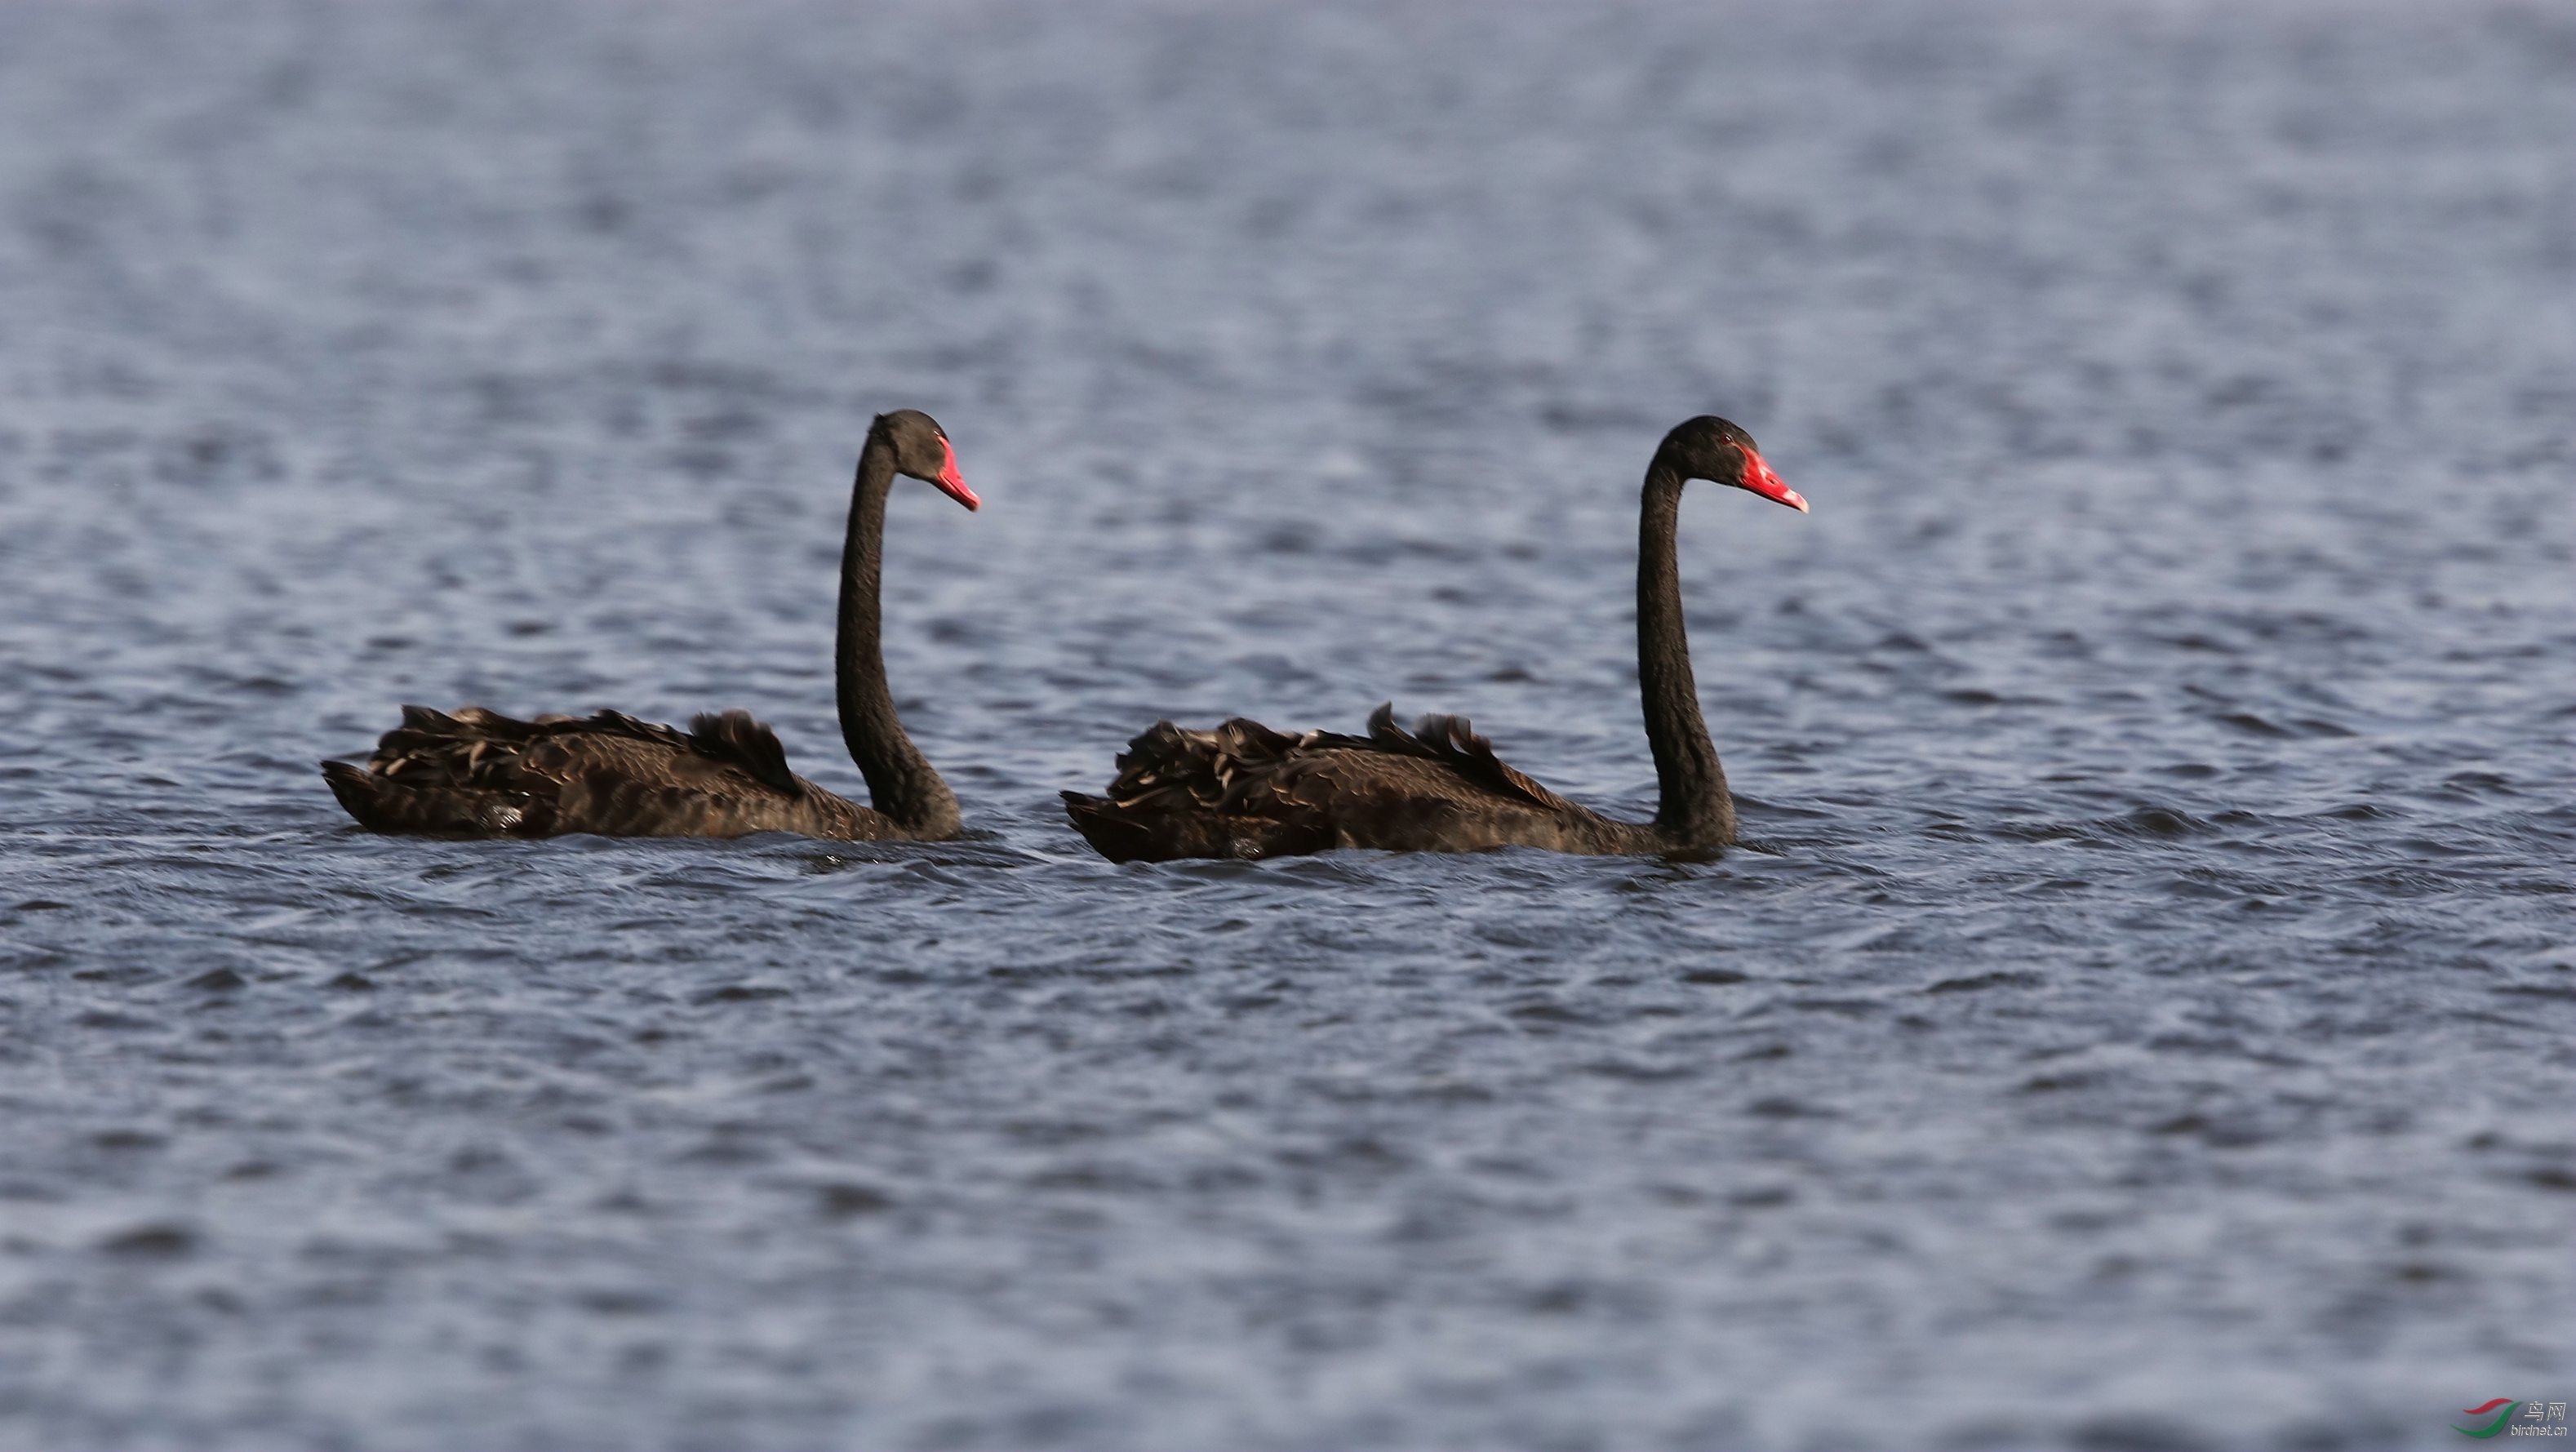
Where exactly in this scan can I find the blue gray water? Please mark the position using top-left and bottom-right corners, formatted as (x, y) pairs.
(2, 2), (2571, 1447)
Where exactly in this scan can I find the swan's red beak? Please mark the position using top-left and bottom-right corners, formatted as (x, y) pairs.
(1739, 447), (1806, 513)
(934, 436), (979, 511)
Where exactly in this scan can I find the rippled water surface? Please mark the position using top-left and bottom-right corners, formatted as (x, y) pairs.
(3, 2), (2572, 1447)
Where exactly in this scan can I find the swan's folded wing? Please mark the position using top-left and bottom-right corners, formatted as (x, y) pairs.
(687, 709), (802, 797)
(1361, 703), (1585, 816)
(369, 704), (558, 789)
(344, 704), (819, 833)
(1098, 705), (1583, 819)
(1102, 717), (1306, 808)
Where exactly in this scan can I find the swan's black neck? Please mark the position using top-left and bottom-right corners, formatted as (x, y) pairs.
(1638, 461), (1734, 847)
(837, 435), (961, 837)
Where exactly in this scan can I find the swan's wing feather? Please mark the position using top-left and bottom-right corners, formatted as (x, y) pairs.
(1095, 708), (1577, 816)
(1102, 717), (1301, 807)
(1065, 705), (1597, 860)
(1065, 717), (1344, 860)
(687, 709), (802, 797)
(1397, 710), (1586, 816)
(332, 704), (840, 837)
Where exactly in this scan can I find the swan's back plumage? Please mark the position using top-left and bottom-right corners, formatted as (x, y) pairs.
(1061, 704), (1646, 861)
(322, 705), (890, 839)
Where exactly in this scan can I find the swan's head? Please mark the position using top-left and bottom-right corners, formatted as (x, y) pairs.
(876, 408), (979, 510)
(1660, 416), (1805, 513)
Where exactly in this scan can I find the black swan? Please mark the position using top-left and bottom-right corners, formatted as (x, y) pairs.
(1062, 416), (1805, 861)
(322, 409), (979, 841)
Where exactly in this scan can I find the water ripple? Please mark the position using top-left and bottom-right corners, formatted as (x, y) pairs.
(2, 2), (2572, 1449)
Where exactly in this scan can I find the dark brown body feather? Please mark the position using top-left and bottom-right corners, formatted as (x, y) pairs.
(323, 706), (899, 840)
(1062, 704), (1658, 862)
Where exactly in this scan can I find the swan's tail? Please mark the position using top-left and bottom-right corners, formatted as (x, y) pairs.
(320, 757), (535, 836)
(1060, 791), (1161, 863)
